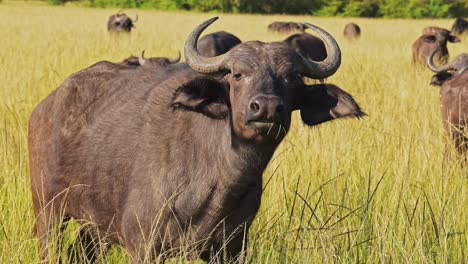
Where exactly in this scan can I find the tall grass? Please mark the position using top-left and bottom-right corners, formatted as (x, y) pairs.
(0, 1), (467, 263)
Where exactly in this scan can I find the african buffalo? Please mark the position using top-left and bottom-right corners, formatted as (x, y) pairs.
(451, 17), (468, 36)
(343, 23), (361, 40)
(197, 31), (241, 57)
(268, 22), (305, 34)
(428, 50), (468, 156)
(107, 11), (138, 32)
(412, 26), (460, 65)
(284, 33), (327, 62)
(29, 17), (364, 263)
(120, 50), (181, 67)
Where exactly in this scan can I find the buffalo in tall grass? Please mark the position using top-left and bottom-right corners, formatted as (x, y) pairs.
(28, 17), (364, 263)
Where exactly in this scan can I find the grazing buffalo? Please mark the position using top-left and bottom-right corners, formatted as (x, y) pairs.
(107, 11), (138, 32)
(451, 17), (468, 36)
(197, 31), (241, 57)
(412, 26), (460, 65)
(268, 21), (305, 34)
(343, 23), (361, 40)
(428, 50), (468, 156)
(120, 50), (181, 67)
(284, 33), (327, 62)
(29, 17), (364, 263)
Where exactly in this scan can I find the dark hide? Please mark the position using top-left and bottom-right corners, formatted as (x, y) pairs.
(343, 23), (361, 40)
(284, 33), (327, 61)
(197, 31), (241, 57)
(451, 17), (468, 36)
(268, 22), (305, 34)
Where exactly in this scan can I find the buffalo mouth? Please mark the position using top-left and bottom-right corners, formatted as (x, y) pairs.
(248, 120), (287, 137)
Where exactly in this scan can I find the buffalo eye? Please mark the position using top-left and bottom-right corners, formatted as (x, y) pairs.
(233, 73), (242, 81)
(115, 22), (121, 26)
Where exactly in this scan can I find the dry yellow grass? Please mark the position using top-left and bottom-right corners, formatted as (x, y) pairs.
(0, 1), (467, 263)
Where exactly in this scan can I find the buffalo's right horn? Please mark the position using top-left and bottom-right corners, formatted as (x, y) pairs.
(299, 23), (342, 79)
(184, 17), (230, 74)
(427, 49), (454, 73)
(139, 50), (146, 66)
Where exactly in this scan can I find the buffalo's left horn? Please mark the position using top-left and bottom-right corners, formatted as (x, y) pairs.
(184, 17), (230, 73)
(427, 49), (454, 73)
(170, 51), (181, 63)
(139, 50), (146, 66)
(133, 14), (138, 23)
(299, 23), (342, 79)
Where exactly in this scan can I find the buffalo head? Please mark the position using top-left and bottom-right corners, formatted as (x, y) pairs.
(413, 27), (460, 65)
(107, 11), (138, 32)
(175, 17), (364, 143)
(428, 49), (468, 86)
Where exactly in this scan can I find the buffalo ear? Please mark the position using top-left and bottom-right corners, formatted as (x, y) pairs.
(172, 77), (229, 119)
(448, 35), (460, 43)
(297, 84), (366, 126)
(430, 72), (452, 86)
(423, 35), (436, 43)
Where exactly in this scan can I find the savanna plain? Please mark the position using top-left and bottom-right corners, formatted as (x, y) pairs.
(0, 1), (467, 263)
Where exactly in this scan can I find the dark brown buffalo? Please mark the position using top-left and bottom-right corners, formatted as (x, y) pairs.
(29, 17), (364, 263)
(428, 50), (468, 156)
(451, 17), (468, 36)
(196, 31), (241, 57)
(284, 33), (327, 62)
(268, 21), (305, 34)
(343, 23), (361, 40)
(107, 11), (138, 32)
(120, 50), (181, 67)
(412, 26), (460, 65)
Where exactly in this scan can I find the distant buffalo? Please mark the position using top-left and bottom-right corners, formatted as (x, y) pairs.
(343, 23), (361, 40)
(268, 22), (305, 34)
(197, 31), (241, 57)
(107, 11), (138, 32)
(412, 26), (460, 65)
(284, 33), (327, 62)
(451, 17), (468, 36)
(120, 50), (181, 67)
(428, 50), (468, 156)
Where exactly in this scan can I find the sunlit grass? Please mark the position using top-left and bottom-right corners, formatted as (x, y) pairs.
(0, 1), (467, 263)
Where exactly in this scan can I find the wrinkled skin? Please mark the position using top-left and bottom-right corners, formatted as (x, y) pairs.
(412, 26), (460, 65)
(283, 33), (327, 62)
(29, 18), (365, 263)
(197, 31), (241, 57)
(107, 12), (137, 32)
(268, 22), (305, 34)
(451, 17), (468, 36)
(429, 53), (468, 156)
(343, 23), (361, 40)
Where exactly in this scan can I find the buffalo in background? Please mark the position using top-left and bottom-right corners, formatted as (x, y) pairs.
(107, 11), (138, 32)
(284, 33), (327, 62)
(268, 21), (305, 34)
(120, 50), (181, 67)
(343, 23), (361, 40)
(197, 31), (241, 57)
(412, 26), (460, 65)
(428, 50), (468, 156)
(451, 17), (468, 36)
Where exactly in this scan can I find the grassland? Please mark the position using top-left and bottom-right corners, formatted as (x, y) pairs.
(0, 1), (467, 263)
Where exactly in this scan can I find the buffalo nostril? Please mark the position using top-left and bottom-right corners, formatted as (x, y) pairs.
(276, 104), (284, 113)
(250, 101), (260, 112)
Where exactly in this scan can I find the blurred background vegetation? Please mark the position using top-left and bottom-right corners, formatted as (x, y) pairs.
(45, 0), (468, 18)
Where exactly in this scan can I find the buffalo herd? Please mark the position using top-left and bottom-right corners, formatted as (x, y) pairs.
(28, 12), (466, 263)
